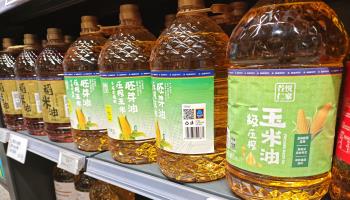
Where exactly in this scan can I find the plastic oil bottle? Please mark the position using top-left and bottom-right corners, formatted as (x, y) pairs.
(0, 38), (24, 130)
(98, 4), (157, 164)
(15, 34), (45, 135)
(150, 0), (229, 182)
(35, 28), (72, 142)
(63, 16), (108, 151)
(330, 49), (350, 200)
(53, 167), (77, 200)
(226, 0), (348, 199)
(74, 172), (95, 200)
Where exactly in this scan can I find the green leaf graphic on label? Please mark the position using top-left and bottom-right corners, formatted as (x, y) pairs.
(117, 115), (148, 140)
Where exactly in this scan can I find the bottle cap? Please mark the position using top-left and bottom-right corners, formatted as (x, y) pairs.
(81, 16), (99, 31)
(119, 4), (141, 24)
(2, 38), (13, 49)
(23, 34), (37, 45)
(178, 0), (204, 9)
(47, 28), (63, 41)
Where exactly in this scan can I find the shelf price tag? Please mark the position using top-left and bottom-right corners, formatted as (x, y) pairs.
(0, 128), (10, 143)
(7, 134), (28, 164)
(57, 150), (84, 175)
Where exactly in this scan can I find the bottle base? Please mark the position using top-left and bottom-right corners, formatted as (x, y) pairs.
(226, 163), (330, 200)
(156, 148), (225, 183)
(72, 129), (109, 152)
(24, 118), (46, 136)
(45, 123), (73, 143)
(4, 114), (24, 131)
(109, 138), (156, 164)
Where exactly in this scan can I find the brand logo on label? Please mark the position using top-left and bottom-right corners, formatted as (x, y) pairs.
(196, 109), (204, 119)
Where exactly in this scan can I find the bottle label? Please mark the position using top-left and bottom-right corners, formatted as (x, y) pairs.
(64, 72), (107, 130)
(17, 78), (42, 118)
(151, 70), (214, 154)
(38, 77), (70, 124)
(54, 181), (77, 200)
(0, 78), (21, 114)
(101, 71), (155, 140)
(77, 191), (90, 200)
(336, 62), (350, 164)
(227, 67), (342, 177)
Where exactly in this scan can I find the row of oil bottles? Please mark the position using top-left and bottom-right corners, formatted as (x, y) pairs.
(53, 167), (135, 200)
(0, 0), (350, 199)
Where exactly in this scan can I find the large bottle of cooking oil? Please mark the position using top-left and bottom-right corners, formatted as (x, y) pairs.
(63, 16), (108, 151)
(226, 0), (348, 199)
(150, 0), (229, 182)
(74, 172), (95, 200)
(36, 28), (72, 142)
(0, 38), (24, 131)
(98, 4), (156, 164)
(53, 167), (77, 200)
(15, 34), (45, 135)
(330, 51), (350, 200)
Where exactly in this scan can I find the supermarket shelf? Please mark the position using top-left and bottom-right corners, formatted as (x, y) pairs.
(86, 152), (239, 200)
(8, 130), (99, 165)
(0, 0), (29, 14)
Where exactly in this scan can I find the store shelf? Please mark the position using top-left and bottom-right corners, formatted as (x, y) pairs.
(86, 152), (239, 200)
(6, 130), (99, 165)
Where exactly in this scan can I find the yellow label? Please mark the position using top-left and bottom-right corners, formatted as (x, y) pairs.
(38, 80), (70, 123)
(17, 79), (42, 118)
(105, 104), (113, 122)
(0, 79), (21, 115)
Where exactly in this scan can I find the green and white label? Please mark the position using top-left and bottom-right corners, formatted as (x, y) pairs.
(227, 67), (342, 177)
(151, 70), (214, 154)
(101, 71), (155, 140)
(64, 72), (107, 130)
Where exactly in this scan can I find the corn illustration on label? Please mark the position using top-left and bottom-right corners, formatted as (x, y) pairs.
(17, 78), (42, 118)
(100, 71), (155, 140)
(227, 67), (342, 177)
(0, 78), (21, 115)
(64, 72), (107, 130)
(38, 77), (70, 124)
(151, 70), (214, 154)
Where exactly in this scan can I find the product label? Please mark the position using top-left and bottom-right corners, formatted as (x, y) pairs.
(77, 191), (90, 200)
(54, 181), (77, 200)
(17, 79), (42, 118)
(336, 62), (350, 164)
(64, 72), (107, 130)
(101, 71), (155, 140)
(38, 77), (70, 124)
(227, 67), (342, 177)
(0, 78), (21, 114)
(151, 70), (214, 154)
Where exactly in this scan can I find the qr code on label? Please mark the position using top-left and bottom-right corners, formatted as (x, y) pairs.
(183, 109), (194, 120)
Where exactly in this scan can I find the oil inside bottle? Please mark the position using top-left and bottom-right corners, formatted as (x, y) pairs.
(0, 38), (24, 131)
(98, 4), (157, 164)
(36, 28), (72, 142)
(63, 16), (108, 151)
(15, 34), (45, 135)
(150, 0), (228, 182)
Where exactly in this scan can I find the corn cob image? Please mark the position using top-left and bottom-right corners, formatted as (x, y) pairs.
(310, 103), (333, 138)
(118, 115), (132, 140)
(246, 152), (256, 166)
(155, 120), (161, 147)
(296, 109), (309, 134)
(76, 107), (87, 129)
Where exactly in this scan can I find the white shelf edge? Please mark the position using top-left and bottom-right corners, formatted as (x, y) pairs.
(0, 128), (12, 143)
(86, 157), (230, 200)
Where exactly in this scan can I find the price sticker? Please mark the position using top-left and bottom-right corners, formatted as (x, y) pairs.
(7, 134), (28, 164)
(57, 151), (84, 175)
(0, 128), (10, 143)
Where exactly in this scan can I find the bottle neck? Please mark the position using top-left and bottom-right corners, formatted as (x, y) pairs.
(120, 19), (142, 26)
(80, 27), (100, 35)
(47, 39), (64, 45)
(177, 5), (208, 16)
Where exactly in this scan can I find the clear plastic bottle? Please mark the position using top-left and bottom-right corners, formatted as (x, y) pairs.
(226, 0), (348, 199)
(0, 38), (24, 131)
(53, 167), (77, 200)
(98, 4), (157, 164)
(63, 16), (108, 151)
(150, 0), (228, 182)
(35, 28), (72, 142)
(15, 34), (45, 135)
(89, 180), (118, 200)
(74, 173), (95, 200)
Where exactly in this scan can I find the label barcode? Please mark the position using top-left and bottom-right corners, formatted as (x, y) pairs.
(184, 127), (205, 140)
(63, 95), (69, 117)
(183, 109), (194, 120)
(12, 91), (21, 110)
(34, 93), (42, 113)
